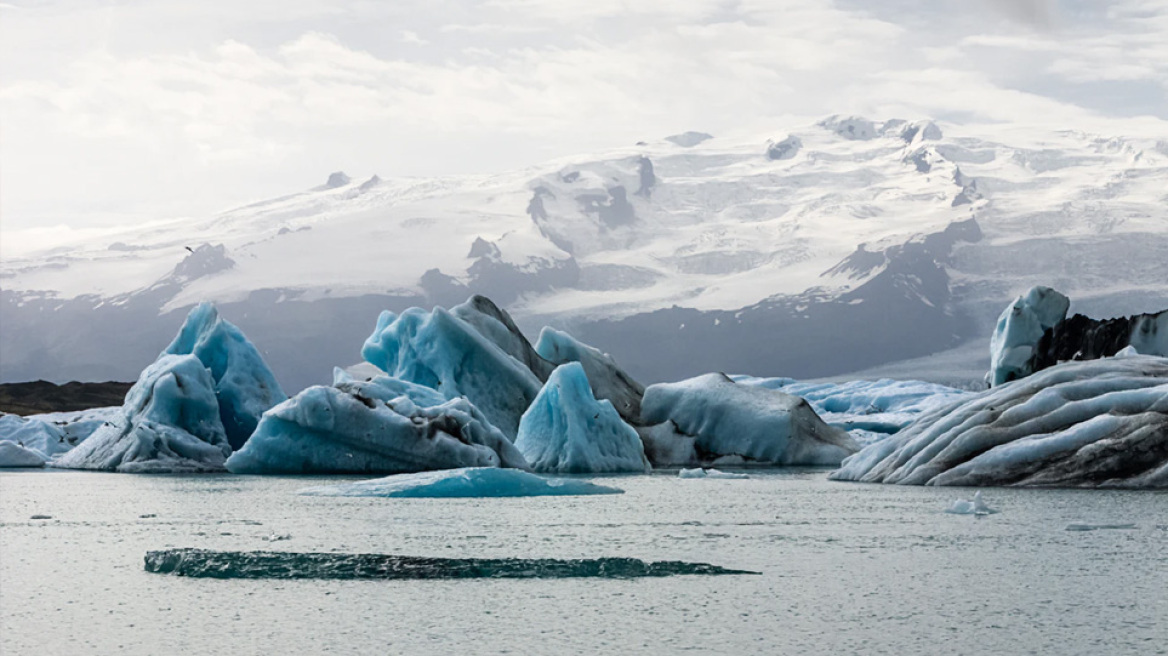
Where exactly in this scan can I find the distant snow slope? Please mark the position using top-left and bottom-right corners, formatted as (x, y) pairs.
(3, 116), (1167, 390)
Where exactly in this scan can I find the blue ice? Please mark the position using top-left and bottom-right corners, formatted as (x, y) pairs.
(298, 467), (623, 498)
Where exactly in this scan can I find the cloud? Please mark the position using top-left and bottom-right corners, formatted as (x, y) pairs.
(1, 0), (1166, 230)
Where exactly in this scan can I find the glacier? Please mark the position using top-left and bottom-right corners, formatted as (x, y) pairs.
(163, 303), (286, 449)
(641, 373), (859, 466)
(831, 355), (1168, 488)
(299, 467), (623, 497)
(225, 372), (527, 475)
(731, 376), (971, 445)
(535, 327), (645, 425)
(362, 304), (543, 440)
(53, 355), (232, 473)
(515, 362), (650, 474)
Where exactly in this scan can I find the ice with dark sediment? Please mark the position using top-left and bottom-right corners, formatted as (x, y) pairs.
(144, 548), (760, 579)
(831, 356), (1168, 488)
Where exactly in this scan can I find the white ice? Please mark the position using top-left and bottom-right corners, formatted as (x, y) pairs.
(225, 373), (527, 475)
(731, 376), (970, 446)
(641, 373), (859, 466)
(298, 467), (623, 497)
(678, 468), (749, 480)
(515, 362), (649, 474)
(0, 441), (47, 467)
(944, 491), (998, 515)
(52, 354), (232, 473)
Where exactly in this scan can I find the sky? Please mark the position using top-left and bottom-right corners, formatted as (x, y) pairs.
(1, 0), (1166, 233)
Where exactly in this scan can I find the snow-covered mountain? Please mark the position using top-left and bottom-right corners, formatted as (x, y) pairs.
(3, 115), (1167, 391)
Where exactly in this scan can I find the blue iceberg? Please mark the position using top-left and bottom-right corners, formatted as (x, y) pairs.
(225, 371), (528, 475)
(451, 295), (556, 381)
(988, 286), (1070, 387)
(362, 305), (543, 440)
(298, 467), (623, 497)
(641, 373), (859, 466)
(535, 327), (645, 425)
(163, 303), (286, 448)
(515, 362), (650, 473)
(53, 355), (231, 473)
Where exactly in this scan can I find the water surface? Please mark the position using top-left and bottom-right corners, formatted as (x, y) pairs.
(2, 470), (1164, 655)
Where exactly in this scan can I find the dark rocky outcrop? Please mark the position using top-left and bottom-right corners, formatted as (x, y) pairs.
(0, 380), (133, 416)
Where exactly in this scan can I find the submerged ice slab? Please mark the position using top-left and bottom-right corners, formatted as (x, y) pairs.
(299, 467), (623, 497)
(144, 548), (759, 579)
(163, 303), (286, 449)
(225, 375), (527, 475)
(53, 355), (231, 473)
(831, 356), (1168, 488)
(362, 304), (544, 439)
(642, 373), (859, 466)
(516, 363), (649, 474)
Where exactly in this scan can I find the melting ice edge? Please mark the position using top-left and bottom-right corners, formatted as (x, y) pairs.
(144, 548), (760, 580)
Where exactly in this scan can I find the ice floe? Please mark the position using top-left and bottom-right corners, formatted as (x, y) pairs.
(299, 467), (623, 497)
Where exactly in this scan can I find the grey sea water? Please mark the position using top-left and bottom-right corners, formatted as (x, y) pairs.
(1, 470), (1164, 655)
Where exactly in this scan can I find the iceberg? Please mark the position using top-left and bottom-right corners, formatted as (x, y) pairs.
(163, 303), (286, 449)
(944, 491), (998, 515)
(636, 421), (698, 466)
(535, 327), (645, 425)
(451, 295), (555, 381)
(515, 363), (650, 474)
(362, 304), (543, 440)
(641, 373), (859, 466)
(732, 376), (970, 444)
(144, 548), (759, 580)
(0, 407), (120, 462)
(831, 355), (1168, 488)
(988, 286), (1070, 387)
(225, 373), (527, 475)
(677, 468), (749, 480)
(299, 467), (623, 497)
(53, 355), (231, 473)
(0, 441), (47, 467)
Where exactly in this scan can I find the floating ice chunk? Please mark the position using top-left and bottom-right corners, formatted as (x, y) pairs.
(732, 376), (970, 442)
(535, 327), (644, 425)
(53, 355), (231, 473)
(163, 303), (286, 449)
(1065, 523), (1136, 531)
(1114, 345), (1140, 358)
(0, 441), (47, 467)
(225, 376), (527, 475)
(831, 356), (1168, 488)
(362, 305), (543, 440)
(678, 468), (749, 480)
(300, 467), (623, 498)
(515, 363), (649, 473)
(144, 548), (759, 579)
(642, 373), (858, 466)
(944, 491), (997, 515)
(637, 421), (698, 466)
(0, 415), (62, 458)
(988, 286), (1070, 387)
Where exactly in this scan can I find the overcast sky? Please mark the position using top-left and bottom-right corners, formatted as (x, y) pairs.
(2, 0), (1166, 232)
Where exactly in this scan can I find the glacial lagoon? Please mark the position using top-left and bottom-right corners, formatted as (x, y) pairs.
(2, 470), (1164, 655)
